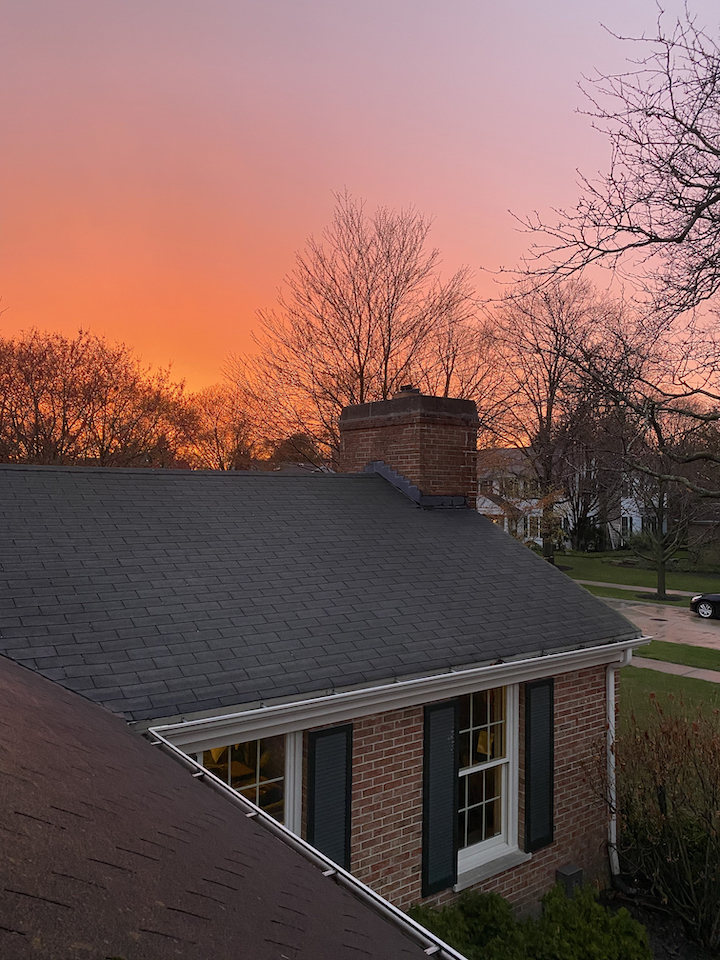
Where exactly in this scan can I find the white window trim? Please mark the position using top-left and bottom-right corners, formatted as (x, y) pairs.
(456, 684), (522, 886)
(284, 730), (302, 835)
(195, 730), (303, 836)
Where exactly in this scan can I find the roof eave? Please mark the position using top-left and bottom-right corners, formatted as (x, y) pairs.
(147, 635), (650, 753)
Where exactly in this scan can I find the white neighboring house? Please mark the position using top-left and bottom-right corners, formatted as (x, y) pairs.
(476, 449), (556, 548)
(606, 495), (645, 548)
(477, 448), (648, 551)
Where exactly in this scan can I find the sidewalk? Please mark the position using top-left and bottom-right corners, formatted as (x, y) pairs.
(632, 656), (720, 684)
(575, 579), (697, 597)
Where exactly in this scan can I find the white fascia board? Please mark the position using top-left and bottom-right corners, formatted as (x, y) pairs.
(151, 637), (650, 754)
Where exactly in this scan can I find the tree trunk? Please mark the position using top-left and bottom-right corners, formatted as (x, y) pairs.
(656, 487), (667, 599)
(542, 504), (555, 565)
(656, 555), (667, 600)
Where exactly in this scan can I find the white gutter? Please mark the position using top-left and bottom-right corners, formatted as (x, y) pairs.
(148, 727), (469, 960)
(152, 636), (650, 754)
(606, 647), (633, 877)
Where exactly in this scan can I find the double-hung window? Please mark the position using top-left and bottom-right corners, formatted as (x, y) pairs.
(457, 686), (518, 878)
(457, 687), (507, 863)
(422, 684), (524, 896)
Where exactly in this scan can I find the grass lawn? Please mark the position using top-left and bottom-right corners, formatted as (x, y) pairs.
(634, 638), (720, 671)
(619, 665), (720, 728)
(557, 552), (720, 594)
(581, 583), (691, 606)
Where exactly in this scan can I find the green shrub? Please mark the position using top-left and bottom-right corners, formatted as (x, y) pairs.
(410, 885), (651, 960)
(409, 891), (514, 959)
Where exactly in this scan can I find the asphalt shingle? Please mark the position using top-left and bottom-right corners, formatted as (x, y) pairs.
(0, 656), (431, 960)
(0, 465), (641, 723)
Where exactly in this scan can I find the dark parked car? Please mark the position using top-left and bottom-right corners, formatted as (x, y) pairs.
(690, 594), (720, 619)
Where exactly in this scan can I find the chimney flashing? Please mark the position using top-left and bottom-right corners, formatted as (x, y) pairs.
(363, 462), (470, 508)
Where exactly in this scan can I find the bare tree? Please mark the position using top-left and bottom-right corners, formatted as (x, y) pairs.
(513, 9), (720, 501)
(185, 384), (259, 470)
(554, 299), (720, 499)
(229, 193), (501, 459)
(492, 280), (614, 560)
(0, 329), (189, 467)
(522, 9), (720, 322)
(622, 413), (716, 598)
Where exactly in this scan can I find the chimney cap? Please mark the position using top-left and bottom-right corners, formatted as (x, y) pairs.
(393, 384), (422, 399)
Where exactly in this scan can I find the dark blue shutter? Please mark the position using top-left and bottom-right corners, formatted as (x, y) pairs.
(525, 678), (554, 852)
(422, 701), (458, 896)
(307, 725), (352, 869)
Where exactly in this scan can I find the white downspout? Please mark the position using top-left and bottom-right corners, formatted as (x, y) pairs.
(607, 648), (632, 877)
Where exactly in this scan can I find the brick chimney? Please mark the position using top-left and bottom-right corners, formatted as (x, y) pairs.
(338, 387), (479, 508)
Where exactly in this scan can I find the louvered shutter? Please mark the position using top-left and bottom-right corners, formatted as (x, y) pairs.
(422, 701), (459, 896)
(307, 725), (352, 869)
(525, 678), (554, 852)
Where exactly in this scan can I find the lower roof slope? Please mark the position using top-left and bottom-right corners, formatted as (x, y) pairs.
(0, 656), (426, 960)
(0, 466), (640, 723)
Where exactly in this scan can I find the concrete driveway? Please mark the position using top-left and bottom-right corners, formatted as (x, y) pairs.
(603, 596), (720, 651)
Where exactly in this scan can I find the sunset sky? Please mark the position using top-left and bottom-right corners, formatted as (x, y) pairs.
(2, 0), (718, 391)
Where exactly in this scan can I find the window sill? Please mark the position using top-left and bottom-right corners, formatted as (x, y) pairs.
(453, 848), (532, 892)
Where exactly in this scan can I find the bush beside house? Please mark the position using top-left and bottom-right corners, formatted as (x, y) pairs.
(410, 885), (651, 960)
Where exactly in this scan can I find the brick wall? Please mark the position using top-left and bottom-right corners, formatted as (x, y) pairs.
(350, 706), (425, 905)
(326, 665), (609, 912)
(338, 394), (479, 508)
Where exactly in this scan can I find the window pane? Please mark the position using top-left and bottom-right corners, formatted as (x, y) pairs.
(258, 780), (284, 822)
(466, 804), (484, 846)
(489, 687), (505, 723)
(490, 722), (505, 760)
(230, 742), (257, 790)
(239, 785), (257, 805)
(473, 729), (492, 765)
(473, 690), (488, 726)
(259, 735), (285, 780)
(203, 746), (229, 784)
(459, 731), (471, 768)
(466, 770), (484, 806)
(485, 765), (502, 801)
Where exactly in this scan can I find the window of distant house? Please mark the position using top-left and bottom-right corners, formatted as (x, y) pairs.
(621, 516), (633, 537)
(458, 687), (507, 851)
(202, 736), (285, 822)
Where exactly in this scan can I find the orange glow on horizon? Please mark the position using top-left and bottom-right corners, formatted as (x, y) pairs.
(2, 0), (715, 391)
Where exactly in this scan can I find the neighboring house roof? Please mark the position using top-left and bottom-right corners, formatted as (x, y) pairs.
(476, 447), (530, 476)
(0, 465), (640, 724)
(0, 655), (432, 960)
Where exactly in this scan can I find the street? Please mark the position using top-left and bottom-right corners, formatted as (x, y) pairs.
(604, 596), (720, 651)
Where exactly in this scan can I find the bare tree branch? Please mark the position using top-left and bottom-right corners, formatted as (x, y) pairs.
(518, 10), (720, 321)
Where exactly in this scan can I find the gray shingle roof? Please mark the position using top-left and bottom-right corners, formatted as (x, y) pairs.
(0, 466), (640, 723)
(0, 655), (426, 960)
